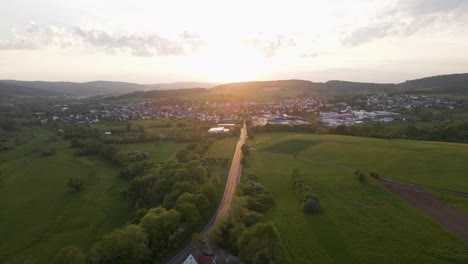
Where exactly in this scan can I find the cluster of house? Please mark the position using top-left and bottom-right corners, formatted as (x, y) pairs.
(357, 94), (459, 111)
(39, 94), (462, 127)
(320, 109), (400, 127)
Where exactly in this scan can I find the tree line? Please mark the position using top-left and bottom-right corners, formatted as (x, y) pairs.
(207, 172), (279, 264)
(291, 168), (321, 213)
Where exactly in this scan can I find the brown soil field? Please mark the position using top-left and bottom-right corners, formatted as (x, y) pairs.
(380, 180), (468, 243)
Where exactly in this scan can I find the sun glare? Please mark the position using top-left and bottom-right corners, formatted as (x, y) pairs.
(189, 40), (268, 83)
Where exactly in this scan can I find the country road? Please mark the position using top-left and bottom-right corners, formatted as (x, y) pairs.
(165, 123), (247, 264)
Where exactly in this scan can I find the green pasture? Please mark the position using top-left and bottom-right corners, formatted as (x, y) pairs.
(205, 137), (239, 158)
(249, 133), (468, 193)
(119, 141), (187, 161)
(247, 149), (468, 264)
(0, 136), (131, 263)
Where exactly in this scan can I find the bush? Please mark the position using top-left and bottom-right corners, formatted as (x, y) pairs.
(40, 147), (56, 156)
(68, 176), (84, 192)
(303, 198), (320, 213)
(370, 172), (380, 179)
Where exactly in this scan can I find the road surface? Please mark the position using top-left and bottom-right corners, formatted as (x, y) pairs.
(165, 123), (247, 264)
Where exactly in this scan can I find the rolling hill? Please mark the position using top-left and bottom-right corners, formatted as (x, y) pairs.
(210, 73), (468, 96)
(146, 82), (218, 90)
(0, 80), (217, 98)
(0, 82), (59, 102)
(398, 73), (468, 94)
(1, 73), (467, 100)
(0, 80), (148, 97)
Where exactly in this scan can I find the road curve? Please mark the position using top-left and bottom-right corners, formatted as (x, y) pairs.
(165, 123), (247, 264)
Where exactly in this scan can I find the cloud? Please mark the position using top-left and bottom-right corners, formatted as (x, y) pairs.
(341, 22), (395, 47)
(400, 0), (467, 15)
(243, 34), (295, 58)
(341, 0), (468, 46)
(0, 22), (203, 57)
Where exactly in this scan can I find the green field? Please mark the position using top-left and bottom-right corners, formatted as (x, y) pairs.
(119, 142), (187, 161)
(205, 137), (239, 158)
(0, 128), (187, 263)
(245, 133), (468, 264)
(250, 133), (468, 193)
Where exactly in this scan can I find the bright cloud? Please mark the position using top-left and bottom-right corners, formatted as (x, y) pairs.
(1, 0), (468, 83)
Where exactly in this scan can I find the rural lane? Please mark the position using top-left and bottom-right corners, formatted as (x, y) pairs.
(165, 123), (247, 264)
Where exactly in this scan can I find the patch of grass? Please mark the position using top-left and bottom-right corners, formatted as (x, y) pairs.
(262, 139), (320, 154)
(119, 141), (187, 161)
(247, 150), (468, 264)
(205, 137), (238, 158)
(0, 134), (131, 263)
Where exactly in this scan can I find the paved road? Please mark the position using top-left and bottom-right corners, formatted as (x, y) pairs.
(165, 123), (247, 264)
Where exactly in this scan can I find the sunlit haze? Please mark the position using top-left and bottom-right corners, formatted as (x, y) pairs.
(1, 0), (468, 83)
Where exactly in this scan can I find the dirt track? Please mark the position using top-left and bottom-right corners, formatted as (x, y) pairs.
(379, 180), (468, 243)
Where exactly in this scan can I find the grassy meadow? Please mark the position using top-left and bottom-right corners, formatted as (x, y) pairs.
(119, 141), (187, 161)
(205, 136), (239, 158)
(0, 128), (186, 263)
(250, 133), (468, 192)
(245, 133), (468, 263)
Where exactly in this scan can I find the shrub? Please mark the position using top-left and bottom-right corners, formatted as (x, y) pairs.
(68, 176), (84, 192)
(303, 198), (321, 213)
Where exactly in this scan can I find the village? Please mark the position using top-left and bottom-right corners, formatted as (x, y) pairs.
(39, 94), (462, 129)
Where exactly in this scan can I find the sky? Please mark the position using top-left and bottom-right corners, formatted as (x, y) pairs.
(1, 0), (468, 84)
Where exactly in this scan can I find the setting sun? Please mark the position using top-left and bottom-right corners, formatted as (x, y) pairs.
(188, 40), (269, 82)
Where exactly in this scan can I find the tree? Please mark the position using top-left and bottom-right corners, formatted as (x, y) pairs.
(193, 166), (208, 183)
(175, 202), (200, 228)
(406, 125), (419, 138)
(303, 198), (320, 213)
(237, 222), (280, 264)
(354, 169), (366, 183)
(176, 149), (190, 163)
(54, 246), (85, 264)
(88, 225), (151, 264)
(175, 193), (211, 214)
(187, 160), (201, 173)
(67, 176), (84, 192)
(139, 207), (182, 256)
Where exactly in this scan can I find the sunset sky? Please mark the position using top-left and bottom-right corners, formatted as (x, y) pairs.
(1, 0), (468, 83)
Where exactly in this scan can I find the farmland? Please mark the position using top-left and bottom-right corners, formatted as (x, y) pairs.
(205, 136), (239, 158)
(0, 127), (186, 263)
(245, 133), (468, 263)
(250, 133), (468, 192)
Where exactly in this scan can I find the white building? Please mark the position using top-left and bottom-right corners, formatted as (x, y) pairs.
(208, 127), (225, 134)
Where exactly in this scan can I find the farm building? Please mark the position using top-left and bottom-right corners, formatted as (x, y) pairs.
(208, 127), (225, 134)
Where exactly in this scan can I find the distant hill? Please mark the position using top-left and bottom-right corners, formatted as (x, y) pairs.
(0, 80), (148, 97)
(0, 82), (59, 102)
(398, 73), (468, 94)
(0, 80), (217, 97)
(1, 73), (467, 100)
(320, 80), (396, 95)
(210, 73), (468, 96)
(210, 79), (395, 96)
(147, 82), (218, 90)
